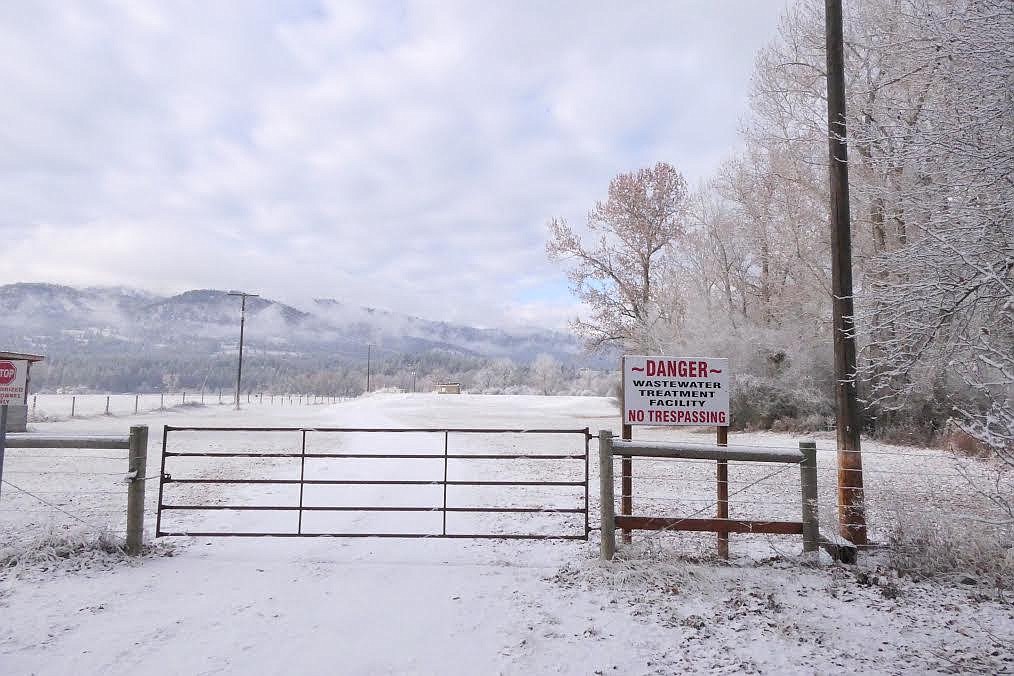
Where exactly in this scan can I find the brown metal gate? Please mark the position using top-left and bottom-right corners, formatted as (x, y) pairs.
(156, 426), (590, 540)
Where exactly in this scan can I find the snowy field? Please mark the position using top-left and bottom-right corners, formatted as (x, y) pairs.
(1, 394), (1012, 674)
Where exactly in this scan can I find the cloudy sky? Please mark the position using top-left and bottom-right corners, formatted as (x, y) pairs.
(1, 1), (788, 329)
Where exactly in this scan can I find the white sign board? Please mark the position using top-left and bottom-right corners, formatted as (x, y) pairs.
(623, 356), (730, 426)
(0, 360), (28, 406)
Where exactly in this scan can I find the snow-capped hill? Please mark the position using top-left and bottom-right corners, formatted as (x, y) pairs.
(0, 283), (593, 364)
(140, 290), (311, 327)
(0, 283), (145, 328)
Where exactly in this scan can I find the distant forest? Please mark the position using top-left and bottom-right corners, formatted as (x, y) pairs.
(27, 351), (617, 399)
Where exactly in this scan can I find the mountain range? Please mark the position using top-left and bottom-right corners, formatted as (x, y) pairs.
(0, 283), (598, 365)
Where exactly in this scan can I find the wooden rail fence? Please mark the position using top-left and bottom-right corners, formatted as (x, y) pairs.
(599, 430), (821, 561)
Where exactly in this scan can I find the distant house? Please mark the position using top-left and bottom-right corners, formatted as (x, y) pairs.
(1, 351), (45, 433)
(437, 383), (462, 395)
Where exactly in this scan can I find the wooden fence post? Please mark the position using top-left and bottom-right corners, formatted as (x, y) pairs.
(105, 396), (111, 416)
(134, 394), (139, 414)
(717, 426), (729, 559)
(599, 429), (616, 560)
(799, 440), (819, 556)
(71, 396), (75, 417)
(126, 425), (149, 555)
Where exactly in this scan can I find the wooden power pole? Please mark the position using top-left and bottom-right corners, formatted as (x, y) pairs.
(228, 291), (258, 411)
(366, 344), (372, 393)
(824, 0), (867, 546)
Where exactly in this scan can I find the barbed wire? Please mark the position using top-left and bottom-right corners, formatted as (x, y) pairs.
(0, 479), (112, 529)
(626, 463), (800, 537)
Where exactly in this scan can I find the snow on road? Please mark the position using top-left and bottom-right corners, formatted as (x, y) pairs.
(2, 394), (1012, 674)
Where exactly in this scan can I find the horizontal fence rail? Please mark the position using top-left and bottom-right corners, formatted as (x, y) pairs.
(157, 426), (591, 540)
(5, 435), (132, 450)
(609, 439), (803, 464)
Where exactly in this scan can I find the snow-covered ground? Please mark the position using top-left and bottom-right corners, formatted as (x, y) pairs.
(2, 394), (1012, 674)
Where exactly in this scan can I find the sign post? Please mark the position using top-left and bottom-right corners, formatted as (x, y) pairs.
(620, 357), (633, 542)
(0, 360), (30, 501)
(621, 355), (731, 554)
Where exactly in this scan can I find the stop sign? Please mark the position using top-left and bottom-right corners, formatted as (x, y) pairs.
(0, 361), (16, 385)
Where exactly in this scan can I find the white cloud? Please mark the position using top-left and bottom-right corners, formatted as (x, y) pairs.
(0, 0), (787, 328)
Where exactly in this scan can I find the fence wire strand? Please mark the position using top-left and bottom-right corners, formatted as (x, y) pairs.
(1, 479), (114, 530)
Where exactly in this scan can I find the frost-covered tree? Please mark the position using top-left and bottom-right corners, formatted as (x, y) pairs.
(472, 358), (517, 394)
(531, 353), (563, 396)
(546, 161), (689, 351)
(849, 0), (1014, 466)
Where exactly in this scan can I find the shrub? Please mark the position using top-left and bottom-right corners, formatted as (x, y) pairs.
(885, 512), (1013, 591)
(730, 374), (834, 430)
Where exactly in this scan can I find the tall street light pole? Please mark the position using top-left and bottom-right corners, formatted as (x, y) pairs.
(825, 0), (867, 546)
(228, 291), (259, 411)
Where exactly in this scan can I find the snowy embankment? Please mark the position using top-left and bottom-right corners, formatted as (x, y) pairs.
(1, 394), (1012, 674)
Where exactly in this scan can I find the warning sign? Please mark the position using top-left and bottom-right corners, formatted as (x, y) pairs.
(622, 356), (730, 426)
(0, 360), (28, 406)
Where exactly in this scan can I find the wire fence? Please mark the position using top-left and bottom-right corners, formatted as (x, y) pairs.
(0, 428), (163, 557)
(603, 435), (1012, 561)
(27, 392), (355, 421)
(2, 420), (1010, 564)
(0, 450), (133, 546)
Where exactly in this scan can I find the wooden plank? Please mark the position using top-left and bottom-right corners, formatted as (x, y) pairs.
(615, 516), (804, 535)
(609, 439), (802, 464)
(5, 435), (131, 449)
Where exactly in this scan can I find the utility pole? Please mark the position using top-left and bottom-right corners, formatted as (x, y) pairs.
(824, 0), (867, 546)
(228, 291), (259, 411)
(412, 371), (417, 393)
(366, 344), (372, 393)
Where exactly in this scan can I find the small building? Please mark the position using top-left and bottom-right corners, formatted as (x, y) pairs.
(1, 351), (45, 433)
(436, 383), (462, 395)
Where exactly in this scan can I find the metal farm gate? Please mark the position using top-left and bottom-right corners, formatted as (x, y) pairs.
(156, 426), (590, 540)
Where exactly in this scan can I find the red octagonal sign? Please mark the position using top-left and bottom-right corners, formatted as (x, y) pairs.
(0, 361), (17, 385)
